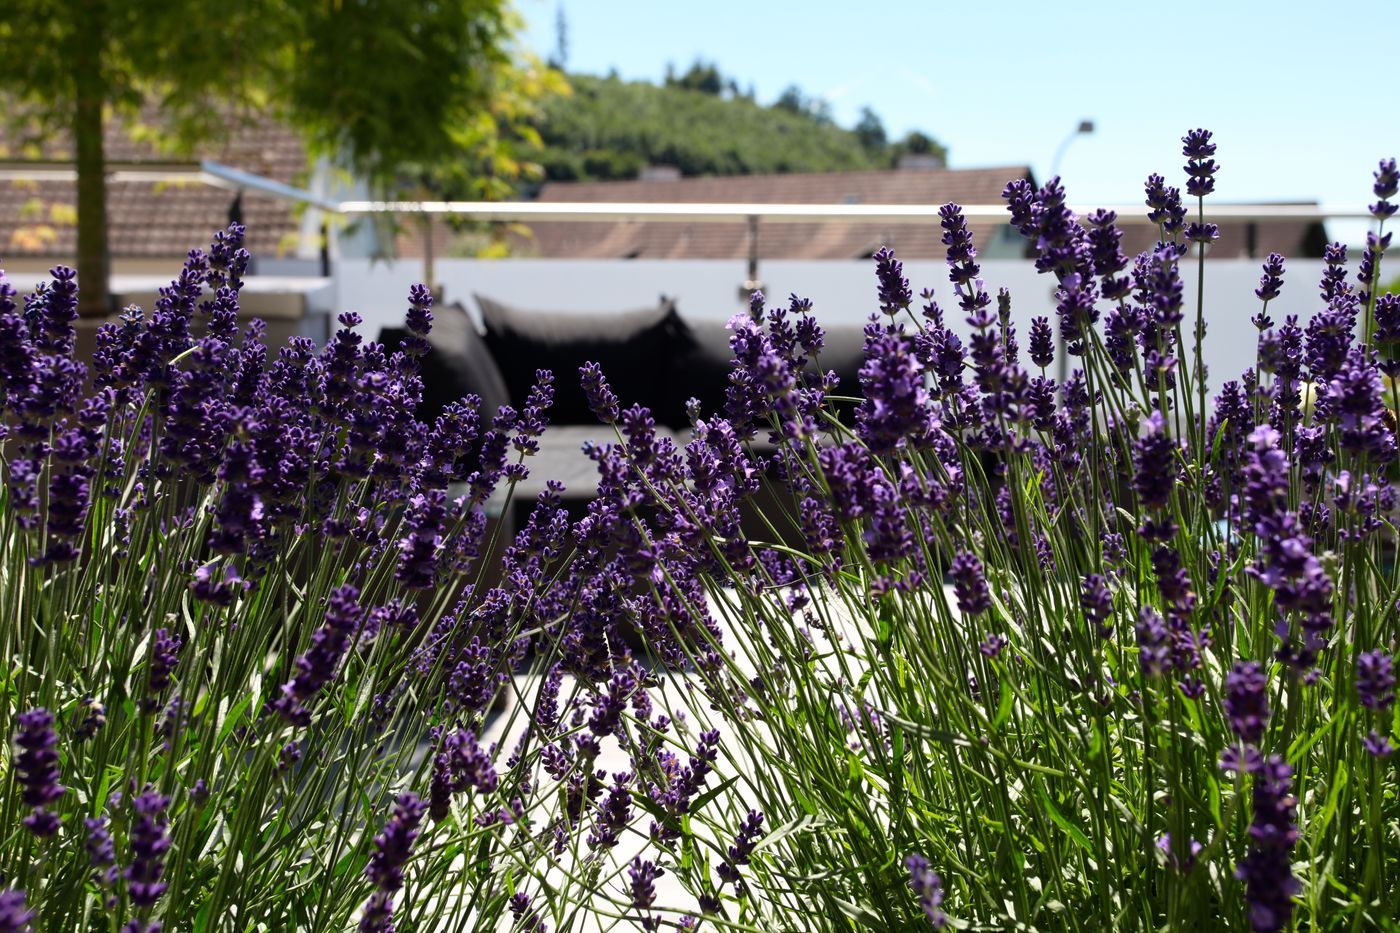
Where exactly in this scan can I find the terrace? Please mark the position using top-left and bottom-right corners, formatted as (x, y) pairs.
(4, 96), (1399, 930)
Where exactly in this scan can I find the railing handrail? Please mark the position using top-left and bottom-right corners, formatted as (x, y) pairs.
(0, 159), (1373, 225)
(199, 161), (340, 212)
(333, 200), (1369, 225)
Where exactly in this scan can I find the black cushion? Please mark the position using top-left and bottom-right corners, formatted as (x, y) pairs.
(676, 318), (867, 421)
(477, 293), (698, 427)
(671, 320), (732, 419)
(379, 300), (510, 426)
(810, 323), (867, 412)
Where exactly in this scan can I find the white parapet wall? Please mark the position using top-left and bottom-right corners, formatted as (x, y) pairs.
(337, 256), (1331, 390)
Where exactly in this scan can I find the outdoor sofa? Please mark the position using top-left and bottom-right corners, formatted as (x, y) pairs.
(379, 295), (867, 512)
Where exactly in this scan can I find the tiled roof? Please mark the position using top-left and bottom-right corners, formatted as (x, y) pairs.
(1, 113), (307, 259)
(519, 167), (1035, 260)
(1118, 208), (1328, 260)
(509, 170), (1329, 262)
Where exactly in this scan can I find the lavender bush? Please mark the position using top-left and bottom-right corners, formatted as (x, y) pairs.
(2, 133), (1398, 931)
(537, 136), (1400, 930)
(0, 234), (698, 930)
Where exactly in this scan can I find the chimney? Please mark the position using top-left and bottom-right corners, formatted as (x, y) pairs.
(639, 164), (682, 182)
(897, 153), (945, 171)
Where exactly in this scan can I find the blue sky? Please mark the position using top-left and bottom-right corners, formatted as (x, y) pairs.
(516, 0), (1396, 221)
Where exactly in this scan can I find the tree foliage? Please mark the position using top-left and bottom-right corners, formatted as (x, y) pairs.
(526, 72), (945, 183)
(854, 106), (888, 152)
(0, 0), (562, 309)
(1, 0), (562, 190)
(665, 60), (727, 97)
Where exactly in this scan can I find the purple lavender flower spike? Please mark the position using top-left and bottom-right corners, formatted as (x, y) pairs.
(367, 794), (428, 892)
(1133, 411), (1176, 513)
(513, 369), (554, 456)
(360, 793), (428, 933)
(1182, 128), (1218, 198)
(1355, 229), (1390, 307)
(142, 628), (183, 713)
(321, 311), (365, 423)
(15, 708), (65, 837)
(401, 282), (434, 357)
(1085, 208), (1130, 299)
(1224, 661), (1270, 746)
(718, 809), (765, 891)
(1135, 607), (1171, 679)
(1029, 317), (1054, 370)
(1080, 574), (1113, 638)
(580, 361), (620, 423)
(1185, 220), (1220, 244)
(938, 202), (981, 288)
(395, 489), (448, 590)
(1371, 157), (1398, 219)
(1254, 252), (1285, 304)
(34, 264), (79, 355)
(587, 772), (634, 851)
(857, 328), (934, 454)
(125, 786), (172, 908)
(873, 247), (913, 315)
(628, 856), (663, 910)
(509, 893), (548, 932)
(950, 551), (991, 615)
(1363, 730), (1395, 758)
(271, 585), (364, 725)
(1145, 174), (1187, 242)
(905, 854), (948, 927)
(190, 560), (247, 607)
(1236, 756), (1300, 933)
(1320, 348), (1397, 463)
(428, 728), (499, 822)
(0, 888), (34, 933)
(1356, 650), (1395, 711)
(86, 815), (119, 888)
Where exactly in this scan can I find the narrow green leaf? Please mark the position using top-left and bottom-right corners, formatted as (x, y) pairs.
(890, 725), (907, 818)
(993, 676), (1015, 731)
(1317, 761), (1348, 837)
(752, 814), (820, 853)
(834, 897), (882, 923)
(688, 775), (737, 814)
(1037, 784), (1094, 853)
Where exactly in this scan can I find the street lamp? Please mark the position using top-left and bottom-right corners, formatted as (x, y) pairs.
(1051, 119), (1096, 180)
(1049, 119), (1095, 381)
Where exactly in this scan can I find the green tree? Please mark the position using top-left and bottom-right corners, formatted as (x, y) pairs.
(773, 85), (807, 114)
(900, 130), (938, 155)
(0, 0), (561, 316)
(666, 60), (724, 96)
(889, 129), (948, 167)
(854, 106), (887, 153)
(772, 84), (833, 125)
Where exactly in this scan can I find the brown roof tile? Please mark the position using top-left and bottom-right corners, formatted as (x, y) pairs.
(1, 111), (307, 259)
(513, 167), (1034, 260)
(1117, 209), (1328, 260)
(501, 170), (1329, 263)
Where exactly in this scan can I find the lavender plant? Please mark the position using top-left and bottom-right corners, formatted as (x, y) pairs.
(0, 233), (687, 931)
(4, 133), (1399, 933)
(548, 136), (1400, 929)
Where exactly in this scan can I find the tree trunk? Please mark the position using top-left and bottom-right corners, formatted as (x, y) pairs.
(73, 0), (110, 318)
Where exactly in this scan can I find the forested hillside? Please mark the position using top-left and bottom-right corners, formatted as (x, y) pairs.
(525, 68), (945, 182)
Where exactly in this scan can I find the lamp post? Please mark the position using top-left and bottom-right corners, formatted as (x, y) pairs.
(1051, 120), (1096, 180)
(1049, 119), (1095, 382)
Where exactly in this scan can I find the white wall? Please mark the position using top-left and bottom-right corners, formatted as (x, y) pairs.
(336, 257), (1331, 390)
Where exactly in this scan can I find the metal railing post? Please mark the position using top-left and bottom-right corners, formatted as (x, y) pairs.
(741, 214), (762, 302)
